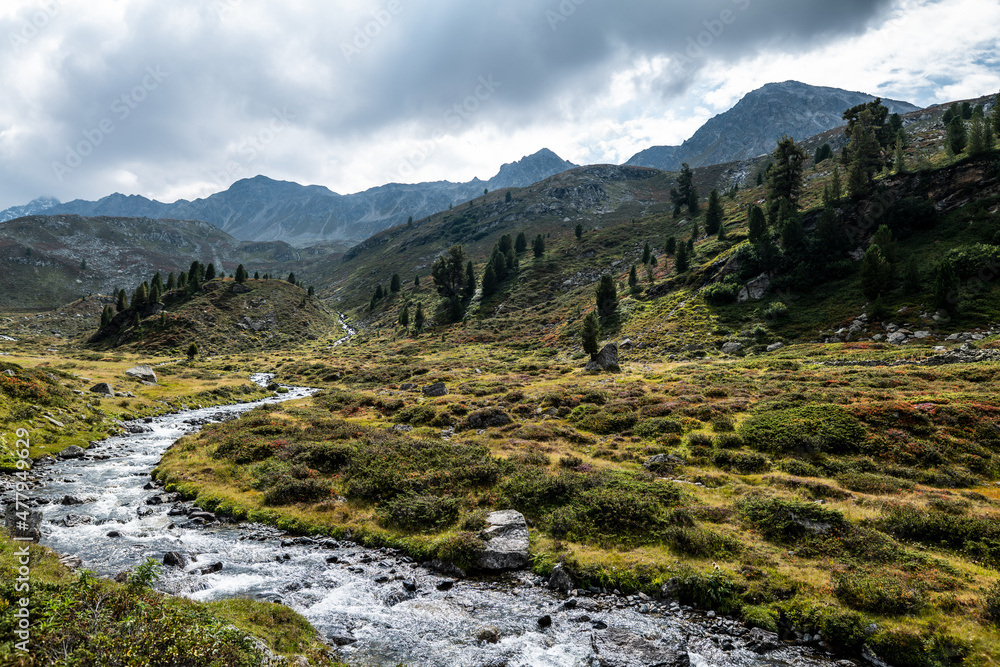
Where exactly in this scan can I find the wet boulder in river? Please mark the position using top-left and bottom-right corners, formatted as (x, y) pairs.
(477, 510), (529, 571)
(163, 551), (189, 568)
(58, 445), (86, 459)
(590, 627), (690, 667)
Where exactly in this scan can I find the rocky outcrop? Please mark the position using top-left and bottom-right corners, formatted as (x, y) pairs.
(89, 382), (114, 396)
(422, 382), (448, 397)
(738, 273), (771, 302)
(125, 365), (157, 383)
(585, 344), (620, 373)
(477, 510), (530, 571)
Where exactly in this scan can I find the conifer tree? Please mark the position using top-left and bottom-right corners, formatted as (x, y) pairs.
(894, 136), (907, 174)
(414, 302), (425, 331)
(934, 259), (960, 310)
(675, 242), (690, 273)
(533, 234), (545, 258)
(235, 264), (248, 284)
(860, 245), (892, 299)
(515, 231), (527, 254)
(116, 289), (128, 313)
(132, 282), (149, 309)
(946, 116), (967, 155)
(431, 245), (469, 321)
(177, 271), (188, 289)
(968, 115), (995, 156)
(308, 286), (315, 296)
(575, 223), (583, 239)
(747, 205), (767, 243)
(465, 261), (476, 296)
(596, 275), (617, 319)
(961, 101), (973, 120)
(642, 241), (651, 265)
(628, 265), (639, 292)
(903, 256), (921, 294)
(414, 275), (420, 287)
(374, 284), (384, 300)
(665, 236), (676, 256)
(482, 264), (498, 297)
(100, 305), (114, 328)
(254, 271), (260, 280)
(186, 342), (198, 360)
(817, 207), (847, 254)
(287, 272), (296, 284)
(581, 311), (600, 358)
(204, 263), (216, 281)
(705, 188), (723, 235)
(399, 303), (410, 328)
(676, 163), (699, 214)
(845, 109), (884, 198)
(166, 272), (176, 290)
(767, 137), (808, 215)
(992, 93), (1000, 136)
(390, 273), (401, 293)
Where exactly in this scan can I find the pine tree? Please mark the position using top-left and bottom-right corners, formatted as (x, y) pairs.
(665, 236), (676, 256)
(946, 116), (967, 155)
(414, 275), (420, 287)
(992, 93), (1000, 136)
(116, 289), (128, 313)
(814, 143), (833, 164)
(642, 241), (651, 265)
(704, 188), (723, 236)
(781, 214), (805, 254)
(132, 282), (149, 309)
(672, 163), (699, 215)
(766, 137), (808, 214)
(860, 245), (892, 299)
(287, 272), (296, 284)
(307, 286), (315, 296)
(690, 219), (699, 242)
(414, 302), (425, 331)
(515, 232), (528, 254)
(903, 256), (921, 294)
(235, 264), (248, 284)
(961, 101), (973, 120)
(149, 282), (162, 304)
(100, 305), (114, 328)
(205, 264), (216, 281)
(968, 115), (995, 156)
(407, 215), (414, 226)
(845, 109), (884, 198)
(399, 303), (410, 328)
(505, 191), (512, 203)
(186, 342), (198, 360)
(575, 223), (583, 239)
(943, 103), (958, 125)
(894, 136), (906, 174)
(755, 171), (764, 187)
(177, 271), (188, 289)
(482, 264), (498, 297)
(628, 265), (639, 292)
(166, 272), (176, 290)
(872, 225), (897, 264)
(533, 234), (545, 258)
(596, 275), (618, 319)
(675, 241), (690, 273)
(465, 261), (476, 297)
(934, 259), (960, 310)
(80, 258), (87, 271)
(254, 271), (260, 280)
(747, 205), (767, 243)
(581, 311), (600, 358)
(817, 207), (847, 254)
(828, 166), (843, 203)
(390, 273), (401, 292)
(431, 245), (469, 321)
(375, 284), (384, 301)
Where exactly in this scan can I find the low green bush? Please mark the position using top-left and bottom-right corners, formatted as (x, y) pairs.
(866, 628), (968, 667)
(833, 572), (927, 615)
(712, 450), (771, 474)
(741, 604), (779, 632)
(836, 472), (914, 494)
(379, 494), (461, 532)
(634, 417), (683, 438)
(739, 405), (865, 455)
(736, 496), (849, 544)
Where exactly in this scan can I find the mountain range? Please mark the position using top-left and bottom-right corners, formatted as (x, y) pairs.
(0, 81), (922, 248)
(0, 150), (576, 248)
(625, 81), (920, 171)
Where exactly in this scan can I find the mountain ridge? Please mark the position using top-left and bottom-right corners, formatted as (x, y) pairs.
(626, 80), (920, 171)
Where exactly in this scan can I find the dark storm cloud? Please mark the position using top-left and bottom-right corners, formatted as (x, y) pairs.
(0, 0), (897, 207)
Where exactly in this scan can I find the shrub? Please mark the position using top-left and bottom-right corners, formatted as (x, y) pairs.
(670, 569), (743, 615)
(393, 404), (437, 425)
(984, 581), (1000, 625)
(511, 449), (550, 466)
(867, 629), (968, 667)
(569, 405), (638, 435)
(379, 494), (461, 531)
(634, 417), (683, 438)
(262, 476), (331, 505)
(703, 282), (740, 305)
(736, 496), (849, 543)
(558, 454), (583, 468)
(779, 458), (821, 477)
(714, 433), (744, 449)
(741, 604), (779, 632)
(711, 417), (735, 432)
(833, 572), (927, 615)
(461, 408), (514, 430)
(712, 450), (771, 474)
(739, 405), (865, 455)
(436, 531), (485, 571)
(836, 472), (914, 494)
(687, 433), (713, 448)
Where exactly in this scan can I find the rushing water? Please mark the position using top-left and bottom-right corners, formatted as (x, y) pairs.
(3, 375), (848, 667)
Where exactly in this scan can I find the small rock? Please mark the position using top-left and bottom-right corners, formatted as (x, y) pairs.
(199, 562), (223, 575)
(163, 551), (188, 568)
(58, 445), (86, 459)
(436, 580), (455, 591)
(89, 382), (114, 396)
(476, 626), (500, 644)
(125, 365), (157, 383)
(548, 564), (574, 594)
(537, 614), (552, 628)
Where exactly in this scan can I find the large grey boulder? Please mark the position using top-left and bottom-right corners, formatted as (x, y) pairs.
(89, 382), (114, 396)
(58, 445), (86, 459)
(422, 382), (448, 397)
(590, 627), (690, 667)
(4, 504), (42, 542)
(125, 365), (157, 383)
(548, 563), (574, 593)
(477, 510), (530, 571)
(585, 344), (621, 373)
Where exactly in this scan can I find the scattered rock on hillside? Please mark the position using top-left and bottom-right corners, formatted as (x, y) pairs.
(422, 382), (448, 397)
(125, 365), (157, 383)
(477, 510), (530, 571)
(738, 273), (770, 302)
(643, 454), (684, 474)
(89, 382), (114, 396)
(462, 408), (513, 430)
(585, 344), (620, 373)
(721, 342), (743, 355)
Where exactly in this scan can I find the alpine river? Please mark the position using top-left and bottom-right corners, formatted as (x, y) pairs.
(7, 374), (851, 667)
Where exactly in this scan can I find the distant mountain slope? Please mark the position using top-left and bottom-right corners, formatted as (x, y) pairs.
(0, 215), (300, 309)
(1, 150), (576, 248)
(626, 81), (920, 171)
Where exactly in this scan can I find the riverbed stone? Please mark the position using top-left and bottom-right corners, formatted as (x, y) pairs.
(590, 627), (690, 667)
(199, 562), (223, 575)
(549, 563), (574, 593)
(4, 504), (42, 542)
(125, 365), (157, 384)
(477, 510), (530, 571)
(747, 627), (782, 654)
(58, 445), (86, 459)
(163, 551), (188, 568)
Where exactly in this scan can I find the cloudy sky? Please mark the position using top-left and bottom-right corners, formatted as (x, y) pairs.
(0, 0), (997, 210)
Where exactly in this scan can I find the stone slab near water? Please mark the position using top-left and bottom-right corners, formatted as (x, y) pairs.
(477, 510), (530, 571)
